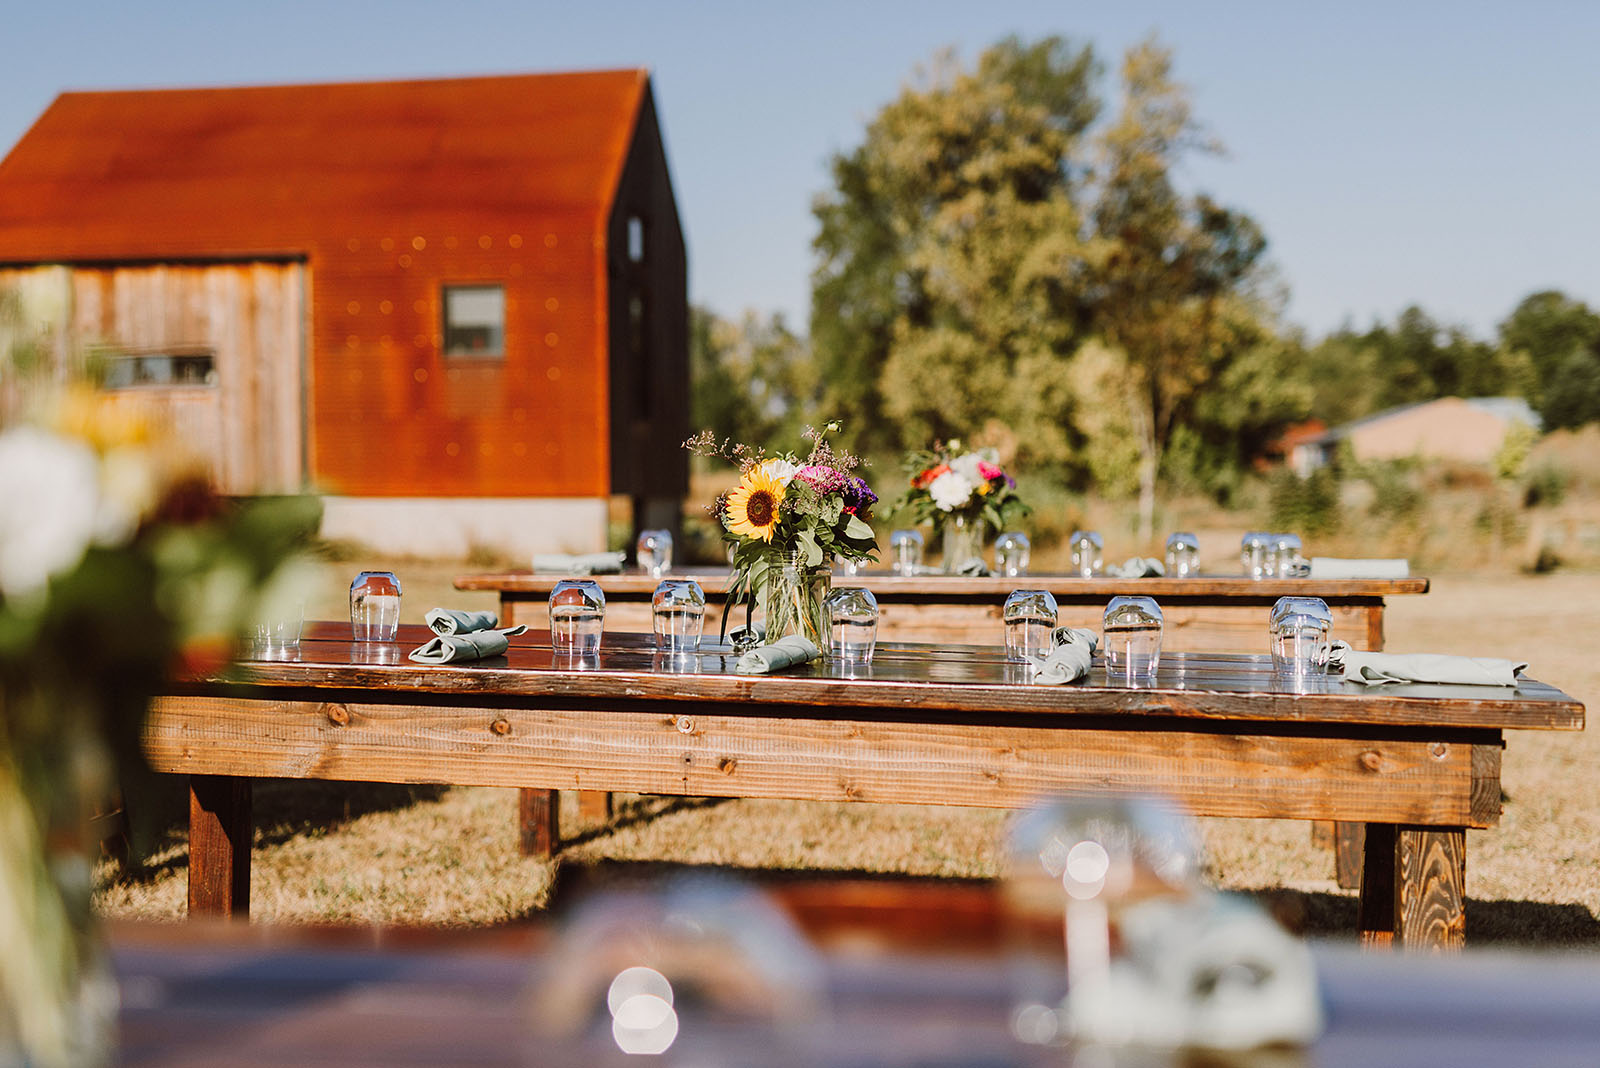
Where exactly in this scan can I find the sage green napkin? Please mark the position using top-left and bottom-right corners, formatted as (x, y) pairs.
(530, 551), (625, 575)
(1329, 641), (1526, 687)
(408, 625), (528, 664)
(1308, 557), (1411, 579)
(954, 557), (994, 577)
(425, 607), (500, 635)
(734, 634), (821, 675)
(1030, 627), (1099, 685)
(1104, 556), (1164, 578)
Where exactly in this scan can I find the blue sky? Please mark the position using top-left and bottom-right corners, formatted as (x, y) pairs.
(3, 0), (1596, 340)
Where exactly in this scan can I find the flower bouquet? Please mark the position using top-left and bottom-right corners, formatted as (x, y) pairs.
(895, 441), (1030, 572)
(687, 423), (877, 651)
(0, 386), (320, 1065)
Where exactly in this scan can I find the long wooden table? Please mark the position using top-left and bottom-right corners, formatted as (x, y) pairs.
(145, 621), (1582, 949)
(455, 569), (1430, 652)
(458, 569), (1430, 868)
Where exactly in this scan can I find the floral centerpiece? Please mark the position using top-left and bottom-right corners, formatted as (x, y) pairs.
(687, 422), (877, 650)
(0, 386), (319, 1066)
(895, 440), (1030, 572)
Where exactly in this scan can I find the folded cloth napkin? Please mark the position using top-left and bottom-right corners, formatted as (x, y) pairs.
(734, 634), (821, 675)
(954, 557), (994, 577)
(408, 625), (528, 664)
(725, 621), (767, 649)
(1308, 557), (1411, 579)
(530, 551), (626, 575)
(1029, 627), (1099, 685)
(1328, 640), (1526, 687)
(1104, 556), (1165, 578)
(425, 607), (500, 635)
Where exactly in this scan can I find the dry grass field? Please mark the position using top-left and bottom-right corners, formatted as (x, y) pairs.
(94, 563), (1600, 946)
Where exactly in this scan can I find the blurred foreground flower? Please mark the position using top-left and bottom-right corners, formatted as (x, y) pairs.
(0, 386), (321, 1066)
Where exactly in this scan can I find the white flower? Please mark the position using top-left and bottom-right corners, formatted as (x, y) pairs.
(928, 469), (976, 511)
(948, 452), (985, 483)
(759, 458), (798, 486)
(0, 426), (103, 599)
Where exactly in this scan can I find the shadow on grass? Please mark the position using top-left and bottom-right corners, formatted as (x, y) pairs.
(1251, 887), (1600, 947)
(107, 775), (448, 886)
(556, 794), (736, 850)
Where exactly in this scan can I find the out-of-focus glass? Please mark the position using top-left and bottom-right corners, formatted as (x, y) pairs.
(1069, 530), (1103, 578)
(549, 578), (605, 655)
(253, 599), (303, 655)
(1164, 532), (1200, 578)
(889, 529), (924, 575)
(826, 586), (879, 663)
(1004, 589), (1059, 662)
(1269, 596), (1332, 677)
(349, 570), (401, 641)
(1103, 595), (1163, 681)
(835, 555), (866, 577)
(1240, 532), (1270, 580)
(995, 531), (1031, 577)
(1267, 532), (1304, 578)
(651, 578), (705, 654)
(636, 529), (673, 578)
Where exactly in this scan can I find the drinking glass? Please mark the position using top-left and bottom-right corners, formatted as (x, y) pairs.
(835, 556), (866, 577)
(889, 529), (924, 575)
(550, 578), (606, 655)
(1069, 531), (1103, 578)
(652, 579), (706, 654)
(1103, 595), (1163, 681)
(1240, 532), (1270, 580)
(995, 531), (1031, 578)
(1269, 596), (1332, 677)
(1267, 533), (1304, 579)
(253, 599), (304, 654)
(1164, 532), (1200, 578)
(349, 570), (401, 641)
(637, 529), (673, 578)
(1003, 589), (1058, 662)
(826, 586), (879, 664)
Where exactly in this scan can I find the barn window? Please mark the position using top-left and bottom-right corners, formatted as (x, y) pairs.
(442, 285), (505, 357)
(627, 216), (644, 263)
(101, 350), (217, 389)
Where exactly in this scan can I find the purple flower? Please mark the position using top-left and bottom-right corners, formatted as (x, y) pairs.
(843, 475), (878, 514)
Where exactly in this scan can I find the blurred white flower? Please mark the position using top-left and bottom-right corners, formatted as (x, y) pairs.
(928, 469), (976, 511)
(948, 452), (985, 483)
(0, 427), (102, 599)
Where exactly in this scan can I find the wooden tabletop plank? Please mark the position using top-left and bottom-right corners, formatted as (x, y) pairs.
(454, 568), (1430, 599)
(213, 623), (1584, 732)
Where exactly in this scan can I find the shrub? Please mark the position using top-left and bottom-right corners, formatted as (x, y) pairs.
(1522, 461), (1570, 508)
(1268, 467), (1342, 537)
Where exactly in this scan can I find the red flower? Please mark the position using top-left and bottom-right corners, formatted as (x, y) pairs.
(912, 463), (950, 489)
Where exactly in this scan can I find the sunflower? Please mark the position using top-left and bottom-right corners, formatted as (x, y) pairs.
(725, 465), (786, 542)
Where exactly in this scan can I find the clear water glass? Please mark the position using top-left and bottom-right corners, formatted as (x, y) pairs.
(1103, 595), (1163, 680)
(349, 570), (401, 641)
(637, 529), (673, 577)
(1269, 596), (1332, 676)
(1069, 530), (1104, 578)
(889, 529), (924, 575)
(1240, 531), (1270, 580)
(1004, 589), (1059, 662)
(550, 578), (606, 655)
(835, 555), (866, 577)
(1267, 533), (1304, 578)
(995, 531), (1031, 577)
(1164, 532), (1200, 578)
(652, 579), (705, 654)
(253, 599), (304, 654)
(826, 586), (879, 663)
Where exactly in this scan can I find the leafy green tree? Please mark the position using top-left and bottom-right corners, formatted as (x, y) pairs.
(810, 36), (1101, 470)
(1082, 39), (1270, 539)
(688, 304), (816, 452)
(1499, 290), (1600, 430)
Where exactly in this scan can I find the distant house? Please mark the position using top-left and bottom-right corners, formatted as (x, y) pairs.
(1296, 397), (1540, 471)
(0, 70), (687, 557)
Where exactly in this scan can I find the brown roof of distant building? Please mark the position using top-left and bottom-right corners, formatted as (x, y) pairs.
(0, 69), (648, 262)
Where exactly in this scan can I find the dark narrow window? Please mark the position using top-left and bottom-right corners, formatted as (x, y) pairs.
(102, 351), (216, 389)
(442, 285), (505, 357)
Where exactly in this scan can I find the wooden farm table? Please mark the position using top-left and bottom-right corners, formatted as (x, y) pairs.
(454, 568), (1430, 652)
(143, 621), (1582, 949)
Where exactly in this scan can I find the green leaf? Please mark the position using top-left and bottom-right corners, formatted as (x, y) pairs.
(844, 514), (875, 540)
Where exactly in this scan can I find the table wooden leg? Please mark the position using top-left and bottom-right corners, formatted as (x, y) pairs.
(1357, 823), (1465, 950)
(1334, 821), (1367, 889)
(518, 787), (560, 857)
(187, 775), (251, 918)
(578, 789), (614, 824)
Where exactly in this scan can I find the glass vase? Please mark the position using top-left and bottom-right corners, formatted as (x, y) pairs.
(942, 513), (986, 574)
(761, 551), (832, 654)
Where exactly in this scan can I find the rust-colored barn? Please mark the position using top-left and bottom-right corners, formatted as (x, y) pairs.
(0, 69), (687, 555)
